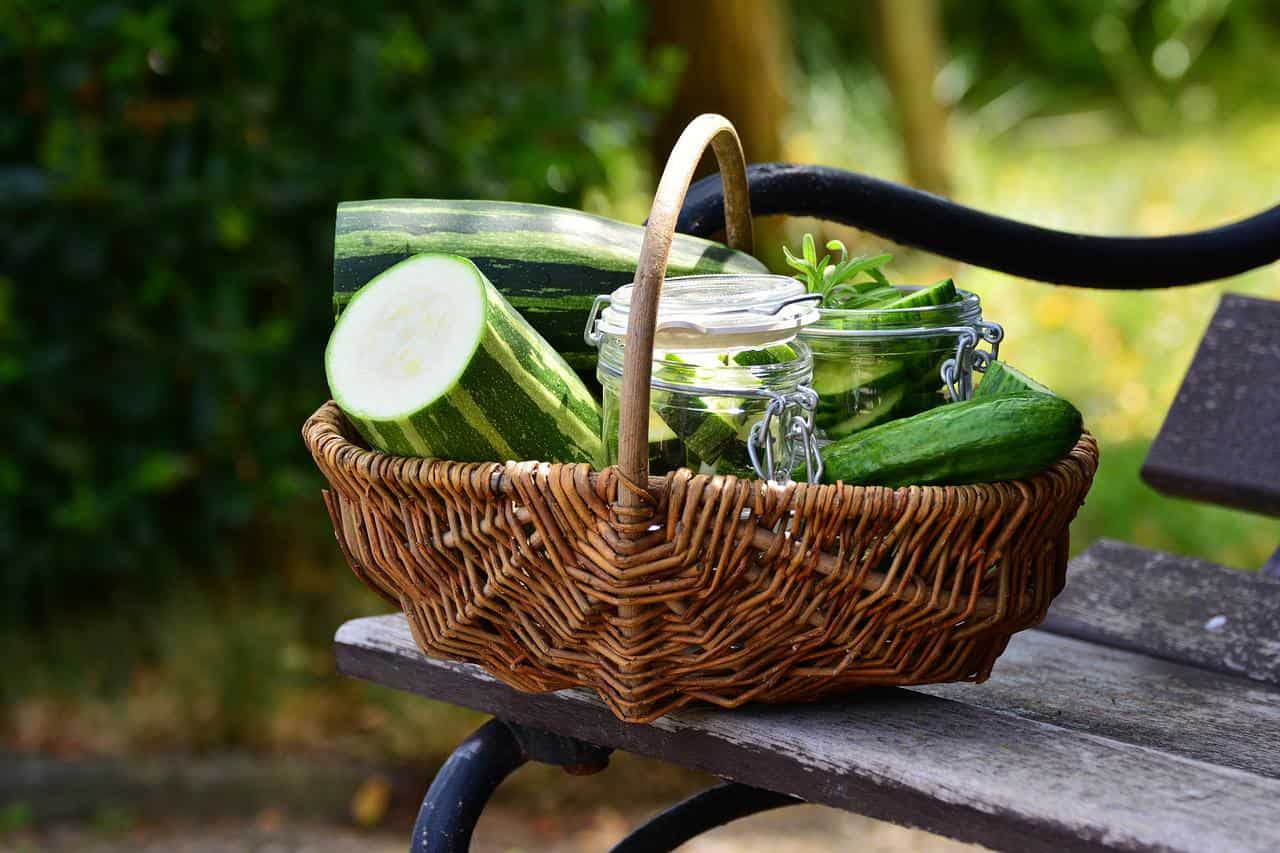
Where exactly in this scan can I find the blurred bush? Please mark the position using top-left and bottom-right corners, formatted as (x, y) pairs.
(798, 0), (1280, 132)
(0, 1), (676, 623)
(942, 0), (1280, 131)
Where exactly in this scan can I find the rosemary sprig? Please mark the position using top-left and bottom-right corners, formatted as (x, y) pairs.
(782, 233), (894, 309)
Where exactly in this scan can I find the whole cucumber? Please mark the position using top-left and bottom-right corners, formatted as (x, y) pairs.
(819, 392), (1083, 487)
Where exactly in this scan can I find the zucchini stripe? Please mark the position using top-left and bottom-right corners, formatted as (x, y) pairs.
(439, 384), (518, 461)
(332, 200), (768, 373)
(485, 292), (600, 436)
(392, 416), (433, 457)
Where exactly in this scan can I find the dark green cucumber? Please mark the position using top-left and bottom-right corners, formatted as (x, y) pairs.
(819, 392), (1083, 487)
(334, 199), (767, 372)
(974, 361), (1057, 398)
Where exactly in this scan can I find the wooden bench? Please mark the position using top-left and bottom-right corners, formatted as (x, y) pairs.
(339, 552), (1280, 851)
(1142, 292), (1280, 577)
(334, 167), (1280, 851)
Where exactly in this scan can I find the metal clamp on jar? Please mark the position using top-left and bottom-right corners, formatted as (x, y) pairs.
(586, 274), (823, 484)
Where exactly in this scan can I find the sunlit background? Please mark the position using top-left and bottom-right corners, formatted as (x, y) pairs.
(4, 1), (1280, 849)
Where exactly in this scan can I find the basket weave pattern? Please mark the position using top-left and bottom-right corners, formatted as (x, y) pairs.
(306, 403), (1097, 723)
(308, 114), (1099, 723)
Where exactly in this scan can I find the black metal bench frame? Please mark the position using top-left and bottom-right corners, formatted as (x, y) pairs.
(345, 163), (1280, 852)
(411, 717), (797, 853)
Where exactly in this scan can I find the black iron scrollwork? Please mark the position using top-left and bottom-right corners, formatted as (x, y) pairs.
(679, 162), (1280, 289)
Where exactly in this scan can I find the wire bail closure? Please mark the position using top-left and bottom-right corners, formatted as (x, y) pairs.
(941, 320), (1005, 401)
(584, 294), (611, 348)
(748, 385), (822, 484)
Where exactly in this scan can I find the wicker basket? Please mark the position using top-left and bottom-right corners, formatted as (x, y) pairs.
(304, 114), (1099, 724)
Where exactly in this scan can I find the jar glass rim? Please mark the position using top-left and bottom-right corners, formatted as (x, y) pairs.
(598, 274), (820, 343)
(595, 336), (813, 393)
(804, 287), (982, 335)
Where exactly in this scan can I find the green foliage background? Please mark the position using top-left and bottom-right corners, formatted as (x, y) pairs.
(3, 0), (1280, 628)
(0, 1), (676, 622)
(2, 0), (1280, 762)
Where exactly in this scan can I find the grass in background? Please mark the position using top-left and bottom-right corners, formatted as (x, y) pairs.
(782, 74), (1280, 569)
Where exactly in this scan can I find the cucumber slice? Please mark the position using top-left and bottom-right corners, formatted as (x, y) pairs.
(974, 361), (1057, 398)
(731, 343), (797, 366)
(653, 353), (749, 466)
(326, 253), (602, 464)
(648, 409), (685, 474)
(685, 410), (741, 461)
(906, 353), (950, 392)
(820, 384), (906, 439)
(811, 356), (907, 398)
(648, 409), (678, 441)
(705, 448), (755, 478)
(880, 279), (957, 310)
(698, 456), (753, 478)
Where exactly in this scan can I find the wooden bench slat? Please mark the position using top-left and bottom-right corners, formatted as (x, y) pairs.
(336, 614), (1280, 853)
(1141, 292), (1280, 516)
(921, 629), (1280, 779)
(1043, 539), (1280, 686)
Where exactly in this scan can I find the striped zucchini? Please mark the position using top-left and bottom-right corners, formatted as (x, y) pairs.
(326, 253), (602, 464)
(334, 199), (768, 372)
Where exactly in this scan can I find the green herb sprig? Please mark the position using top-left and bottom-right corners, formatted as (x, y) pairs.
(782, 234), (896, 309)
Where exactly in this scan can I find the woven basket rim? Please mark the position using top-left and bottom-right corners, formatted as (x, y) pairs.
(305, 397), (1100, 722)
(303, 399), (1100, 496)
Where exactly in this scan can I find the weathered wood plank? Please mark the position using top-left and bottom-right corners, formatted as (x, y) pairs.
(1142, 293), (1280, 516)
(921, 629), (1280, 779)
(1263, 544), (1280, 580)
(336, 614), (1280, 853)
(1044, 539), (1280, 686)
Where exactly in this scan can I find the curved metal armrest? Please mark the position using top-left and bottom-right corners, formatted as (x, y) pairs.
(679, 162), (1280, 289)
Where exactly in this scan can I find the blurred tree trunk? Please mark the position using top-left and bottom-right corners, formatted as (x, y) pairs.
(870, 0), (952, 196)
(650, 0), (788, 169)
(649, 0), (791, 264)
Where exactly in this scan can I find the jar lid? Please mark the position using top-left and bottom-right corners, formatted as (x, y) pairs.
(597, 274), (820, 349)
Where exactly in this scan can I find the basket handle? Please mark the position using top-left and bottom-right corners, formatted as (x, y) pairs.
(617, 114), (754, 504)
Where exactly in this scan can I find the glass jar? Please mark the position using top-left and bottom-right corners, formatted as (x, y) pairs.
(800, 288), (1003, 442)
(587, 275), (823, 483)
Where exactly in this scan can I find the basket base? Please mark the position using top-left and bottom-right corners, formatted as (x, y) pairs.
(306, 402), (1098, 723)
